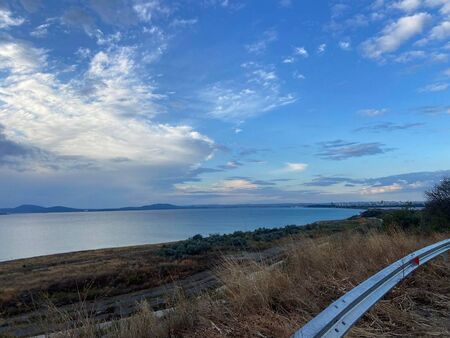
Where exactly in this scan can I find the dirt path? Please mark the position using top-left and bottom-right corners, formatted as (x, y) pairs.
(0, 247), (284, 337)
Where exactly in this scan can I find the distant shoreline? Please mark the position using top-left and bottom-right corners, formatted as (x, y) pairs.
(0, 202), (424, 215)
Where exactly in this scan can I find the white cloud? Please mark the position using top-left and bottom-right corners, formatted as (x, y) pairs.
(76, 47), (91, 59)
(282, 47), (309, 64)
(284, 162), (308, 172)
(371, 12), (386, 21)
(361, 13), (431, 59)
(317, 43), (327, 54)
(424, 0), (450, 15)
(95, 31), (122, 46)
(225, 160), (241, 168)
(394, 49), (448, 62)
(0, 38), (47, 73)
(445, 68), (450, 76)
(176, 178), (258, 193)
(0, 37), (214, 171)
(86, 0), (170, 27)
(392, 0), (421, 12)
(30, 23), (51, 38)
(357, 108), (387, 117)
(339, 40), (351, 50)
(251, 69), (277, 83)
(133, 1), (170, 22)
(170, 18), (198, 28)
(283, 57), (295, 63)
(0, 9), (25, 29)
(245, 29), (277, 54)
(62, 7), (130, 48)
(346, 14), (370, 28)
(419, 82), (449, 92)
(203, 0), (244, 10)
(394, 50), (426, 62)
(431, 52), (449, 62)
(200, 63), (296, 121)
(360, 183), (403, 194)
(294, 46), (309, 57)
(293, 71), (306, 80)
(220, 179), (258, 190)
(427, 20), (450, 41)
(201, 85), (295, 121)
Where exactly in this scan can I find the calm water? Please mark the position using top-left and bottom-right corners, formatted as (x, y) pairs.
(0, 207), (361, 262)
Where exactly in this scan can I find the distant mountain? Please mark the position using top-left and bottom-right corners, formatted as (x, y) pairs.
(0, 204), (82, 214)
(9, 204), (48, 213)
(0, 203), (182, 215)
(96, 204), (184, 212)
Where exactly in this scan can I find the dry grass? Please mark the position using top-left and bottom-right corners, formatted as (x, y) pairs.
(104, 290), (200, 338)
(39, 290), (201, 338)
(39, 229), (449, 337)
(39, 302), (100, 338)
(186, 229), (449, 337)
(0, 243), (209, 316)
(349, 262), (450, 337)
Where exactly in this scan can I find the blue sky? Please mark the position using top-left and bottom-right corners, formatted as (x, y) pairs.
(0, 0), (449, 208)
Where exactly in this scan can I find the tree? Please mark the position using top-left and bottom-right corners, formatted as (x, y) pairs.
(424, 177), (450, 230)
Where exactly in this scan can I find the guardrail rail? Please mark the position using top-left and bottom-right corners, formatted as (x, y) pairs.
(292, 238), (450, 338)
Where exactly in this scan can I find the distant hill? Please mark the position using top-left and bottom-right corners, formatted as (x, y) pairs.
(96, 204), (184, 212)
(0, 204), (82, 214)
(0, 201), (425, 215)
(0, 203), (183, 215)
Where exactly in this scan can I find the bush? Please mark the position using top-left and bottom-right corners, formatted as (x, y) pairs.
(381, 207), (422, 230)
(158, 225), (304, 259)
(360, 209), (386, 218)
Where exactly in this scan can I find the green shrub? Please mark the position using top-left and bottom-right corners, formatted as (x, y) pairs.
(381, 207), (422, 230)
(360, 209), (385, 218)
(157, 225), (304, 259)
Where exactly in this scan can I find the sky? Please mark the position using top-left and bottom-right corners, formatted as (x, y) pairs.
(0, 0), (449, 208)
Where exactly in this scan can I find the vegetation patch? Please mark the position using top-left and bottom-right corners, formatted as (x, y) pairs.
(35, 230), (450, 338)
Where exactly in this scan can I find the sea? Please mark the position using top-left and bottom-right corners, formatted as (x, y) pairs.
(0, 207), (361, 262)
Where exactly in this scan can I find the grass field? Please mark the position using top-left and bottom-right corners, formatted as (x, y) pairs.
(14, 226), (450, 337)
(1, 215), (448, 337)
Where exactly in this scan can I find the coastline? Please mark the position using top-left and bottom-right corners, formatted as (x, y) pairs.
(0, 201), (423, 215)
(0, 216), (380, 318)
(0, 207), (362, 262)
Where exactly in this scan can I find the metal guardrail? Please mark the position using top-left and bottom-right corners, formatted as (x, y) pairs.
(292, 238), (450, 338)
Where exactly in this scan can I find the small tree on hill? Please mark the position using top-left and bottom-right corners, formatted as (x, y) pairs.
(424, 177), (450, 230)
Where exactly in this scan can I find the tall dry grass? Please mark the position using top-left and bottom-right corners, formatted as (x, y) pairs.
(40, 229), (449, 337)
(109, 294), (199, 338)
(206, 229), (449, 337)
